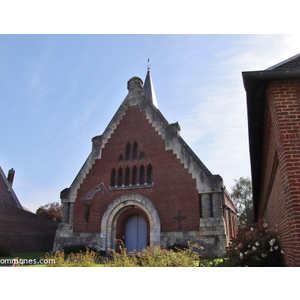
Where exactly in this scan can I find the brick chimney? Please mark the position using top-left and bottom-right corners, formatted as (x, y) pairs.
(7, 168), (15, 185)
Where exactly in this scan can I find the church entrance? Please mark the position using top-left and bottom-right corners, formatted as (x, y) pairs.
(125, 215), (147, 253)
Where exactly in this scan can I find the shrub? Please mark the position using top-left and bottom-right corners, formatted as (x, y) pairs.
(62, 244), (105, 256)
(63, 244), (89, 254)
(45, 247), (100, 267)
(167, 244), (188, 252)
(103, 241), (200, 267)
(225, 220), (285, 267)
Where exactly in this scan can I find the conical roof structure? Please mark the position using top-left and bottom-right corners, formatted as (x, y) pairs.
(143, 68), (159, 109)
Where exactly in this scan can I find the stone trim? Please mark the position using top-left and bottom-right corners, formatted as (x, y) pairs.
(100, 193), (161, 252)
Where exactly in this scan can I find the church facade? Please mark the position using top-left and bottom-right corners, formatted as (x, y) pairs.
(53, 70), (237, 257)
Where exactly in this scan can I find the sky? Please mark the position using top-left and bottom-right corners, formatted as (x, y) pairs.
(1, 34), (300, 212)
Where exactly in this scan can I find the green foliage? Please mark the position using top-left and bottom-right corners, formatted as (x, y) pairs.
(166, 243), (188, 252)
(62, 244), (106, 256)
(103, 241), (200, 267)
(198, 253), (224, 267)
(36, 201), (62, 222)
(44, 247), (100, 267)
(225, 220), (285, 267)
(62, 244), (89, 254)
(231, 177), (254, 229)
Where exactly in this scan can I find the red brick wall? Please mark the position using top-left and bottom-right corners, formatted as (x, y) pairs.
(73, 105), (199, 233)
(0, 203), (58, 252)
(261, 79), (300, 266)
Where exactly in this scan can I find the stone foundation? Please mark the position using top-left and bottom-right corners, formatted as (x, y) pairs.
(160, 217), (227, 257)
(53, 224), (101, 252)
(53, 217), (227, 257)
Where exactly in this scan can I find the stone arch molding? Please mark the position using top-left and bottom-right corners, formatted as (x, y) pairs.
(100, 194), (161, 252)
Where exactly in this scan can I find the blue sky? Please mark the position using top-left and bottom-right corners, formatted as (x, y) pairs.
(1, 34), (300, 212)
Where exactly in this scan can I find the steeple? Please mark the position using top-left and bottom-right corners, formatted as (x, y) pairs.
(143, 62), (159, 109)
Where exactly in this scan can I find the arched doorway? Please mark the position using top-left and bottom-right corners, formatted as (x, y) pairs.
(100, 193), (161, 253)
(125, 215), (147, 252)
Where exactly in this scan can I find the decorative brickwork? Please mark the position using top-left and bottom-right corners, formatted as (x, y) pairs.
(54, 75), (237, 256)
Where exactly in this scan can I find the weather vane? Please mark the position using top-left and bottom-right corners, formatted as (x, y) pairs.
(147, 58), (151, 71)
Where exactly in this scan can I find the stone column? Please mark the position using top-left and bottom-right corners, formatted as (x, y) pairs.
(62, 203), (70, 223)
(212, 193), (222, 217)
(201, 193), (212, 218)
(69, 202), (75, 223)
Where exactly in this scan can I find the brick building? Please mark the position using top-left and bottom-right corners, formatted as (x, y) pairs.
(243, 53), (300, 266)
(0, 166), (58, 252)
(53, 69), (237, 257)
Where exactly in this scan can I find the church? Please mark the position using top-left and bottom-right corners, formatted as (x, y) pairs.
(53, 69), (237, 257)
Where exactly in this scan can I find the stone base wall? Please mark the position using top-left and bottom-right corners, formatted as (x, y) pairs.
(53, 224), (101, 252)
(199, 217), (227, 257)
(54, 217), (228, 257)
(160, 217), (227, 257)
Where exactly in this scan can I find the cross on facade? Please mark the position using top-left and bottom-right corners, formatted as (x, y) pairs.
(173, 210), (186, 231)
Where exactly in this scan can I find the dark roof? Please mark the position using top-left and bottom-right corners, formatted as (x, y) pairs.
(0, 165), (22, 209)
(242, 53), (300, 219)
(266, 53), (300, 70)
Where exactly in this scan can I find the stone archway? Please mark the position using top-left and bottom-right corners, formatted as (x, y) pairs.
(100, 194), (161, 252)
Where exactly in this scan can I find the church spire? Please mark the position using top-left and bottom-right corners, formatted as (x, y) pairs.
(143, 60), (159, 109)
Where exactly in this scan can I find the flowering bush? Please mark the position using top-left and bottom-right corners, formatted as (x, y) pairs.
(225, 220), (285, 267)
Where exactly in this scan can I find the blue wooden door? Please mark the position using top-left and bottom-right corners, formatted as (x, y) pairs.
(125, 215), (147, 253)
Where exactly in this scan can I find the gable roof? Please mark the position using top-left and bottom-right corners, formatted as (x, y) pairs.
(64, 73), (223, 203)
(0, 166), (22, 209)
(266, 53), (300, 70)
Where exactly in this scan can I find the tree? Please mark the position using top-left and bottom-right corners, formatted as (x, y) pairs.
(36, 201), (62, 222)
(230, 177), (253, 229)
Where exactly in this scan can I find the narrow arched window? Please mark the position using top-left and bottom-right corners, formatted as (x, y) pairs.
(125, 143), (131, 161)
(132, 142), (138, 160)
(125, 167), (130, 186)
(117, 168), (123, 186)
(132, 166), (137, 185)
(139, 151), (145, 160)
(147, 164), (153, 184)
(118, 154), (123, 163)
(139, 165), (145, 185)
(110, 168), (116, 187)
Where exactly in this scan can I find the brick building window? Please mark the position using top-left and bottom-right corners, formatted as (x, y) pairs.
(139, 165), (145, 184)
(125, 167), (130, 186)
(126, 143), (131, 161)
(132, 142), (138, 160)
(132, 166), (137, 185)
(110, 143), (153, 190)
(139, 152), (145, 160)
(110, 168), (116, 187)
(117, 168), (123, 186)
(147, 164), (152, 184)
